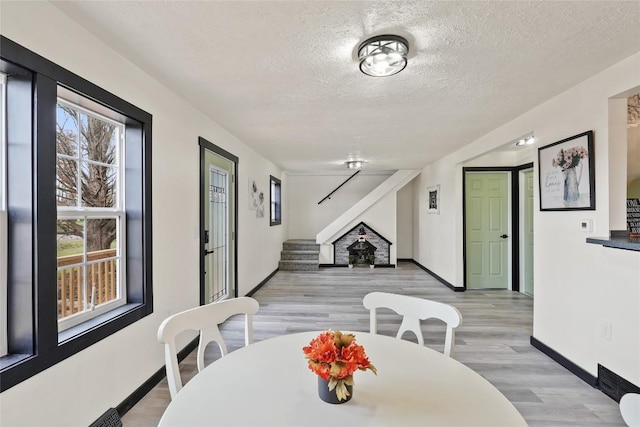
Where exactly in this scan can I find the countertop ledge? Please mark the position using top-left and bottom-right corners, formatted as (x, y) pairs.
(586, 231), (640, 252)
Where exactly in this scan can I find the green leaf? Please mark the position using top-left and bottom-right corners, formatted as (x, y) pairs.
(333, 330), (355, 348)
(329, 361), (345, 377)
(335, 379), (351, 401)
(342, 375), (354, 386)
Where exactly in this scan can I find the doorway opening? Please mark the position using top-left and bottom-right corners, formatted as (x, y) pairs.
(463, 163), (533, 292)
(199, 137), (238, 305)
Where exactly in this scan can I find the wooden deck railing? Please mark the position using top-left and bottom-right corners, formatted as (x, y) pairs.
(57, 249), (118, 319)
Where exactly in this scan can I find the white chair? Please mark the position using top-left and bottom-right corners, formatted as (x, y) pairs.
(157, 297), (259, 399)
(621, 393), (640, 427)
(362, 291), (462, 357)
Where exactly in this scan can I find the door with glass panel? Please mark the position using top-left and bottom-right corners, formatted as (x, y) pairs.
(205, 166), (229, 302)
(201, 139), (236, 304)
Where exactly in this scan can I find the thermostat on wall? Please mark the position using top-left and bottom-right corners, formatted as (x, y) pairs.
(580, 219), (594, 232)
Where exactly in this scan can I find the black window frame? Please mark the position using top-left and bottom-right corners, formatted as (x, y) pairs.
(0, 36), (153, 392)
(269, 175), (281, 226)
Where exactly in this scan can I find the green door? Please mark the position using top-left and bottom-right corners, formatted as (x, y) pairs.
(465, 172), (509, 289)
(523, 169), (534, 295)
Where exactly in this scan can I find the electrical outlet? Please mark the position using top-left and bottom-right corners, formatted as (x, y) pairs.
(600, 320), (612, 341)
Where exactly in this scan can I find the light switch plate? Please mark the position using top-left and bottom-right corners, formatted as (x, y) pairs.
(581, 219), (594, 232)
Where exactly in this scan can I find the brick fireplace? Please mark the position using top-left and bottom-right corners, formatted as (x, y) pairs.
(332, 222), (391, 266)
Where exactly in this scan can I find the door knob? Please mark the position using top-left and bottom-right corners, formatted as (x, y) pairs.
(500, 234), (509, 239)
(204, 249), (215, 256)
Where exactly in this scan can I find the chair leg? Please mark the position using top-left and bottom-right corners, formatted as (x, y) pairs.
(370, 308), (377, 334)
(444, 328), (454, 357)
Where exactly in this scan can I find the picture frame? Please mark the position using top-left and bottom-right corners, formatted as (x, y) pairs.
(427, 184), (440, 214)
(538, 130), (595, 211)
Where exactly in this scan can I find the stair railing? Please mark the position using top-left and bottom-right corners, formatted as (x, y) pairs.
(317, 170), (361, 205)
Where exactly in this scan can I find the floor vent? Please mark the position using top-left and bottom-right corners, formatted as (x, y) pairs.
(597, 364), (640, 402)
(89, 408), (122, 427)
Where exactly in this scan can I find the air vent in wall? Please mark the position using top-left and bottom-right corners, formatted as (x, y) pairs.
(597, 364), (640, 402)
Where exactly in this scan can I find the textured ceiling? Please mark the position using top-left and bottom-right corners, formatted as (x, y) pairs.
(52, 1), (640, 173)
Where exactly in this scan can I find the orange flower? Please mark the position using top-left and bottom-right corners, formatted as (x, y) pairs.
(302, 331), (337, 363)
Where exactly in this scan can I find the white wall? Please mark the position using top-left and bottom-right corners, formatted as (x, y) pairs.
(286, 172), (392, 239)
(396, 179), (414, 259)
(0, 2), (285, 425)
(414, 52), (640, 385)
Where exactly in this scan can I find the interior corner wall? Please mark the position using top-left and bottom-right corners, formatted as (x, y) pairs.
(414, 51), (640, 387)
(285, 172), (391, 240)
(396, 179), (414, 259)
(0, 2), (286, 426)
(413, 160), (458, 284)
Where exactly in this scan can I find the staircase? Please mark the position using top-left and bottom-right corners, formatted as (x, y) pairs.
(315, 169), (420, 244)
(278, 239), (320, 271)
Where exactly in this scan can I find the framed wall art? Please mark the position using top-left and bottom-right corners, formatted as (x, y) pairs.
(427, 184), (440, 214)
(538, 131), (595, 211)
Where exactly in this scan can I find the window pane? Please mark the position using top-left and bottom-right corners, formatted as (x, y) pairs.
(80, 113), (117, 165)
(57, 266), (85, 320)
(81, 164), (116, 208)
(88, 258), (118, 308)
(56, 104), (78, 157)
(56, 157), (78, 207)
(86, 218), (117, 253)
(57, 219), (84, 258)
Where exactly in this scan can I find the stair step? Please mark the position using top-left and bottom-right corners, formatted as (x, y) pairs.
(283, 239), (319, 252)
(281, 250), (320, 260)
(278, 260), (319, 271)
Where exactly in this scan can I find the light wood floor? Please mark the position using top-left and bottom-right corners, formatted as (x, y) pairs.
(123, 262), (626, 426)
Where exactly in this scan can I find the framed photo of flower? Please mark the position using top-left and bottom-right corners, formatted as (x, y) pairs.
(538, 131), (595, 211)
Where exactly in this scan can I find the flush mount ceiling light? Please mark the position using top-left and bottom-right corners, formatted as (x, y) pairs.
(346, 160), (364, 170)
(515, 136), (535, 146)
(358, 35), (409, 77)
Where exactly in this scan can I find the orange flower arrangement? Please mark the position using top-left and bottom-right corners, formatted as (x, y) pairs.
(302, 330), (376, 401)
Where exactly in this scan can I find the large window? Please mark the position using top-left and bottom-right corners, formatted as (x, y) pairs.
(56, 96), (126, 330)
(0, 36), (153, 391)
(270, 175), (281, 226)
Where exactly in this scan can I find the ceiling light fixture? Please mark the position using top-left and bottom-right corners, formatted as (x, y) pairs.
(515, 136), (535, 146)
(346, 160), (364, 170)
(358, 35), (409, 77)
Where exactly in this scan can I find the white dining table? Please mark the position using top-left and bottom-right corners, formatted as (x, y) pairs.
(158, 331), (527, 426)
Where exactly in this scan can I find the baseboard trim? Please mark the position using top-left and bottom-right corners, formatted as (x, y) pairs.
(320, 264), (396, 268)
(530, 336), (597, 387)
(116, 337), (199, 417)
(247, 268), (279, 297)
(409, 260), (464, 292)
